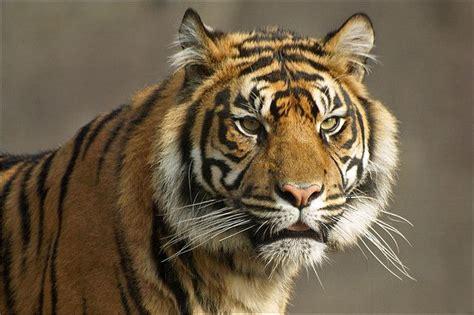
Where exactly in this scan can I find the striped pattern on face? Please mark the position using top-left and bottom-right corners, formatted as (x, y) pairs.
(160, 11), (390, 272)
(177, 32), (369, 210)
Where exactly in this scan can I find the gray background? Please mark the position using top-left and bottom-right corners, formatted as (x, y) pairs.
(1, 1), (472, 313)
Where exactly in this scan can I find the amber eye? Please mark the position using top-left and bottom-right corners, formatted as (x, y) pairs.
(320, 117), (343, 134)
(237, 116), (262, 136)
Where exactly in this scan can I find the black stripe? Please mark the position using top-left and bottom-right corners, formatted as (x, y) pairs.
(1, 237), (16, 315)
(179, 101), (203, 204)
(358, 97), (375, 157)
(253, 70), (287, 83)
(19, 162), (37, 272)
(114, 226), (149, 315)
(51, 121), (93, 315)
(200, 109), (218, 190)
(241, 31), (295, 43)
(283, 53), (329, 72)
(82, 296), (88, 315)
(116, 82), (168, 177)
(332, 93), (343, 110)
(37, 242), (53, 315)
(234, 92), (252, 112)
(81, 105), (126, 160)
(36, 151), (57, 257)
(96, 110), (128, 182)
(1, 167), (24, 315)
(342, 108), (358, 149)
(240, 57), (274, 76)
(116, 269), (132, 315)
(224, 158), (253, 190)
(0, 156), (23, 171)
(151, 206), (191, 315)
(328, 153), (346, 189)
(0, 152), (48, 172)
(293, 71), (324, 82)
(216, 88), (239, 151)
(50, 236), (59, 314)
(341, 88), (353, 107)
(238, 42), (327, 59)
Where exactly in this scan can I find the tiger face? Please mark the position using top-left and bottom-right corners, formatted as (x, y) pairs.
(156, 9), (398, 274)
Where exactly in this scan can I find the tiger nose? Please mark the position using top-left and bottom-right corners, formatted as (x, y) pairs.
(279, 184), (322, 208)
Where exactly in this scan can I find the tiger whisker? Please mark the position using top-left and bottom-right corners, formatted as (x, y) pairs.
(359, 237), (403, 280)
(310, 261), (324, 290)
(364, 230), (414, 280)
(254, 219), (269, 235)
(164, 219), (251, 261)
(219, 224), (255, 242)
(170, 206), (234, 227)
(325, 217), (368, 260)
(380, 209), (414, 227)
(164, 211), (245, 247)
(165, 217), (248, 255)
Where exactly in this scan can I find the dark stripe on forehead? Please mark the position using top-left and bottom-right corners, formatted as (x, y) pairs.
(293, 71), (324, 82)
(253, 70), (287, 83)
(297, 88), (319, 118)
(242, 32), (295, 43)
(269, 87), (318, 120)
(252, 69), (324, 84)
(238, 42), (327, 59)
(283, 54), (329, 72)
(240, 57), (274, 76)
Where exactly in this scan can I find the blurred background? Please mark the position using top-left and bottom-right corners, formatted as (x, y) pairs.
(1, 1), (472, 313)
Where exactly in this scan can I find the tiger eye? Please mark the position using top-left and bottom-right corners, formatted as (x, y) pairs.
(320, 117), (338, 131)
(240, 117), (261, 135)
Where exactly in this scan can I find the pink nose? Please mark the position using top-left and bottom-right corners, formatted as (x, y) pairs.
(280, 184), (322, 208)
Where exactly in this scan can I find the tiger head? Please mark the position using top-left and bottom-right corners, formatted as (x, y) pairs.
(154, 9), (398, 275)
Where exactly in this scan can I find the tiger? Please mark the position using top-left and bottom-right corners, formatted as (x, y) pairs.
(0, 8), (403, 314)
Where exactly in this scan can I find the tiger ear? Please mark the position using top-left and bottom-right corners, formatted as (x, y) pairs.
(324, 13), (375, 81)
(171, 8), (222, 71)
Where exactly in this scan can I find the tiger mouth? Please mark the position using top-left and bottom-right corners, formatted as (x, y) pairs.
(253, 221), (329, 245)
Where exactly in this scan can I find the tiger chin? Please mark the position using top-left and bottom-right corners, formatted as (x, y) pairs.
(0, 8), (402, 314)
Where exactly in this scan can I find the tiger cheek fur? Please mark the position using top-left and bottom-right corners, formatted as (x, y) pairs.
(1, 8), (401, 314)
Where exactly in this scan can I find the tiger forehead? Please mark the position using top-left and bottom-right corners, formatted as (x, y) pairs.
(228, 29), (327, 56)
(232, 75), (348, 123)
